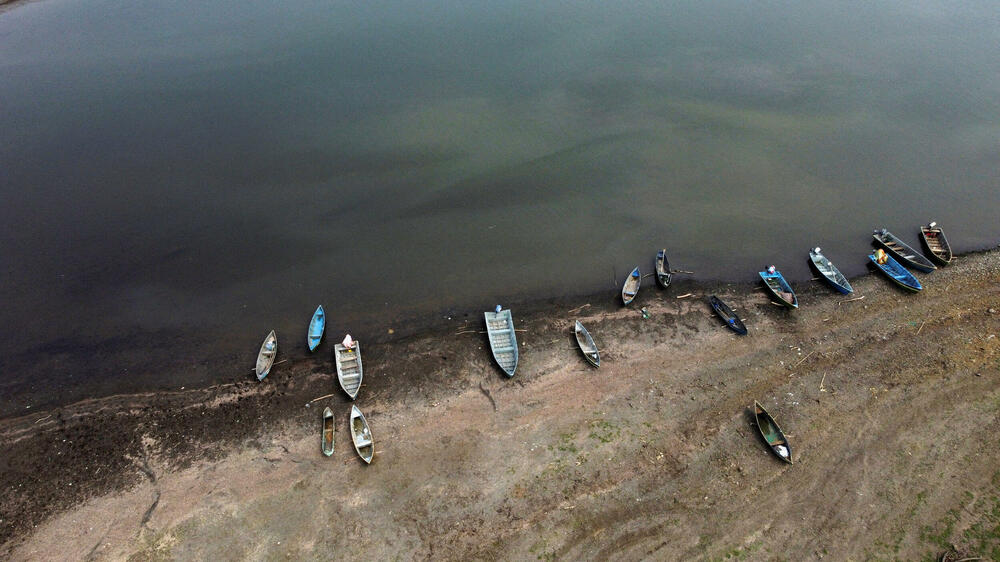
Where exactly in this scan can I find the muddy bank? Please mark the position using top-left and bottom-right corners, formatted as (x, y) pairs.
(2, 247), (999, 560)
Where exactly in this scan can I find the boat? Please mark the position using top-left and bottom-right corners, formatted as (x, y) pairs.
(255, 330), (277, 381)
(307, 305), (325, 352)
(621, 267), (641, 305)
(919, 221), (952, 265)
(574, 321), (600, 367)
(753, 401), (792, 463)
(759, 266), (798, 308)
(872, 228), (936, 272)
(485, 307), (518, 377)
(654, 249), (672, 289)
(350, 405), (374, 464)
(709, 296), (747, 335)
(808, 247), (853, 294)
(321, 407), (335, 457)
(869, 252), (922, 292)
(334, 341), (363, 399)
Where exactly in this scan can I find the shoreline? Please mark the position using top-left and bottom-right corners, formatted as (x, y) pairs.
(2, 245), (999, 558)
(8, 237), (998, 421)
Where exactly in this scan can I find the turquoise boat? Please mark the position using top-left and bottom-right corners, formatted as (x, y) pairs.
(759, 266), (798, 308)
(307, 305), (325, 352)
(869, 253), (922, 292)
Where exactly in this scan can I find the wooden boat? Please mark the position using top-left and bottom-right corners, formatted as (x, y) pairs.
(869, 252), (922, 292)
(709, 296), (747, 335)
(350, 405), (374, 464)
(621, 267), (641, 305)
(753, 401), (792, 463)
(919, 221), (952, 265)
(808, 247), (853, 294)
(334, 341), (363, 399)
(307, 305), (325, 352)
(485, 308), (518, 377)
(321, 407), (335, 457)
(654, 249), (671, 289)
(574, 321), (600, 367)
(759, 266), (798, 308)
(255, 330), (277, 381)
(873, 228), (936, 272)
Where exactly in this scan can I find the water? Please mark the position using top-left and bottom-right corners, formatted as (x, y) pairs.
(2, 0), (999, 414)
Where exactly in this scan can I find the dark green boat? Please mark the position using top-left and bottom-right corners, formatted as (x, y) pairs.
(753, 401), (792, 463)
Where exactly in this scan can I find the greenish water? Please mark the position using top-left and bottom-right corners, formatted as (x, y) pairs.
(1, 0), (998, 414)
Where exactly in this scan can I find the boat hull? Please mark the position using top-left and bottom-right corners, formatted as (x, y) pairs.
(350, 405), (374, 464)
(709, 296), (747, 335)
(869, 254), (922, 292)
(621, 267), (641, 305)
(920, 225), (953, 265)
(654, 250), (671, 289)
(753, 401), (792, 463)
(485, 309), (518, 376)
(808, 250), (853, 294)
(307, 305), (325, 352)
(759, 269), (798, 308)
(574, 321), (600, 367)
(255, 331), (277, 381)
(321, 407), (335, 457)
(873, 229), (936, 272)
(335, 342), (363, 399)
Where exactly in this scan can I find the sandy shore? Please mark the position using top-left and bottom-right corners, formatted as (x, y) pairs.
(2, 247), (999, 560)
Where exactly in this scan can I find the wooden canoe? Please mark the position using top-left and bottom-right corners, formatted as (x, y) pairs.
(350, 405), (374, 464)
(759, 267), (798, 308)
(255, 330), (277, 381)
(873, 228), (936, 272)
(574, 321), (600, 367)
(485, 308), (518, 377)
(919, 222), (952, 265)
(334, 341), (363, 399)
(321, 407), (335, 457)
(709, 296), (747, 335)
(654, 249), (672, 289)
(808, 248), (853, 294)
(869, 253), (922, 292)
(621, 267), (641, 305)
(753, 401), (792, 463)
(307, 305), (325, 352)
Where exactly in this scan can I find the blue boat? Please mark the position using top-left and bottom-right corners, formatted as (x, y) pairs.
(307, 305), (325, 352)
(869, 252), (922, 292)
(759, 266), (798, 308)
(808, 247), (853, 294)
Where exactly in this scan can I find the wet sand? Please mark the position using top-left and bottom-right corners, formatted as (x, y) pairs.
(2, 247), (999, 560)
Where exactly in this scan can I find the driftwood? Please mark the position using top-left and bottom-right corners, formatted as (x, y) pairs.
(308, 393), (337, 404)
(793, 350), (815, 368)
(567, 303), (591, 314)
(916, 320), (927, 335)
(675, 293), (693, 299)
(839, 295), (865, 305)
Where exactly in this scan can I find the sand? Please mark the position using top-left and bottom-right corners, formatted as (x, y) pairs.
(2, 247), (999, 561)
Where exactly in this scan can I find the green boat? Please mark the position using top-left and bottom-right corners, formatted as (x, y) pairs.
(753, 401), (792, 463)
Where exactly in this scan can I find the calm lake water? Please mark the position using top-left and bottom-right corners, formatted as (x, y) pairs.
(2, 0), (998, 414)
